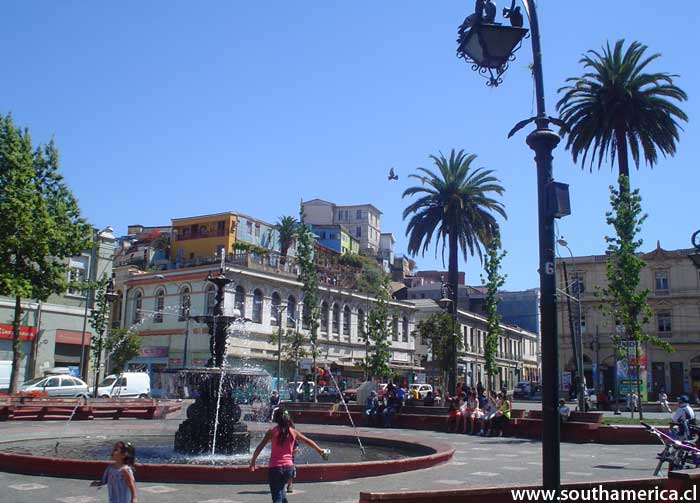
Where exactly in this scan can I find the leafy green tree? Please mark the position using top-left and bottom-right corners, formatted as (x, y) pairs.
(270, 329), (308, 381)
(363, 275), (393, 380)
(601, 176), (672, 419)
(413, 312), (459, 387)
(482, 237), (507, 391)
(403, 149), (506, 392)
(275, 215), (298, 264)
(105, 328), (141, 375)
(297, 202), (320, 398)
(557, 40), (687, 196)
(89, 275), (114, 389)
(0, 114), (92, 392)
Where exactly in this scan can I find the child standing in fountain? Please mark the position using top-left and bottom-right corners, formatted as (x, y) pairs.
(90, 440), (137, 503)
(250, 407), (329, 503)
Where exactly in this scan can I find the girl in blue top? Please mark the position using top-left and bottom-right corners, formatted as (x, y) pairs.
(91, 441), (137, 503)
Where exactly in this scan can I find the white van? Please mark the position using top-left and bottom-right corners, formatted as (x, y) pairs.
(96, 372), (151, 398)
(0, 361), (12, 392)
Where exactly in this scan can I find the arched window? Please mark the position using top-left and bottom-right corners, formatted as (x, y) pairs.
(321, 301), (329, 333)
(270, 292), (281, 326)
(402, 316), (409, 342)
(252, 289), (263, 323)
(357, 309), (365, 339)
(332, 303), (340, 334)
(235, 286), (245, 317)
(302, 302), (310, 330)
(287, 296), (297, 328)
(343, 306), (351, 336)
(392, 314), (399, 341)
(205, 285), (216, 315)
(178, 286), (191, 321)
(132, 291), (143, 324)
(154, 288), (165, 323)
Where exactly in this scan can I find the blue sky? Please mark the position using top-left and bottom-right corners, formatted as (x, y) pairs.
(1, 1), (696, 290)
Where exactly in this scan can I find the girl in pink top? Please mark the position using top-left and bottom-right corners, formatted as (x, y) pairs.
(250, 407), (329, 503)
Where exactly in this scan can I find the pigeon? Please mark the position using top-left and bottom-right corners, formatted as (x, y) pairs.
(388, 167), (398, 181)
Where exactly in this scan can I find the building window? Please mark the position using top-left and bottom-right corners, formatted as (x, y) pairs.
(392, 315), (399, 341)
(657, 311), (672, 335)
(332, 303), (340, 334)
(402, 316), (409, 343)
(655, 271), (669, 291)
(252, 289), (263, 323)
(154, 289), (165, 323)
(321, 301), (329, 333)
(199, 225), (207, 237)
(132, 291), (143, 324)
(255, 224), (260, 238)
(205, 285), (216, 315)
(356, 227), (361, 238)
(182, 227), (190, 239)
(270, 292), (281, 326)
(178, 287), (191, 321)
(356, 209), (362, 219)
(343, 306), (351, 336)
(302, 302), (310, 330)
(287, 296), (296, 328)
(357, 309), (365, 338)
(235, 286), (245, 317)
(246, 221), (253, 234)
(217, 220), (225, 236)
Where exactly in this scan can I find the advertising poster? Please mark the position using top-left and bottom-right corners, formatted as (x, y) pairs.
(561, 371), (572, 392)
(617, 341), (647, 396)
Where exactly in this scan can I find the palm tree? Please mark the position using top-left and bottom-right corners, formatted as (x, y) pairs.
(275, 215), (298, 264)
(556, 39), (688, 193)
(403, 149), (506, 392)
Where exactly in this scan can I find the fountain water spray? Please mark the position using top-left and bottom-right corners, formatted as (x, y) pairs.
(326, 370), (365, 457)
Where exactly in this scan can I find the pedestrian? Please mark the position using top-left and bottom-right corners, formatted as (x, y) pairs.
(383, 390), (401, 428)
(365, 390), (379, 426)
(286, 440), (300, 494)
(423, 390), (435, 407)
(491, 392), (512, 437)
(558, 399), (571, 424)
(302, 377), (311, 402)
(671, 395), (696, 440)
(659, 389), (672, 413)
(270, 390), (280, 407)
(250, 407), (330, 503)
(90, 441), (137, 503)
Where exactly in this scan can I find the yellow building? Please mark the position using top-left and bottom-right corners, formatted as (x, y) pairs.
(170, 213), (237, 263)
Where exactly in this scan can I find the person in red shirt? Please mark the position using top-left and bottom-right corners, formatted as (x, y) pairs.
(250, 407), (329, 503)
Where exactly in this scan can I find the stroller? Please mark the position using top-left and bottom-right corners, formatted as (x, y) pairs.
(642, 421), (700, 476)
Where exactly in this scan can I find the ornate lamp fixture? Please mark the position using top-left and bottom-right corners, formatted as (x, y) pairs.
(456, 0), (529, 87)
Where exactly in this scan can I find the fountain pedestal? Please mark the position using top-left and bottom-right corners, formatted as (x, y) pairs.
(174, 369), (251, 455)
(174, 269), (251, 455)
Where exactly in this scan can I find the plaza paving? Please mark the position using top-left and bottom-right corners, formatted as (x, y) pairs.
(0, 407), (666, 503)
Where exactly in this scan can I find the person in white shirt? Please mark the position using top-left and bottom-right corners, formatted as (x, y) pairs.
(659, 389), (672, 413)
(671, 395), (696, 438)
(558, 399), (571, 424)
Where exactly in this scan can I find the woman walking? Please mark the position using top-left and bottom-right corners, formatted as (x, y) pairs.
(249, 407), (329, 503)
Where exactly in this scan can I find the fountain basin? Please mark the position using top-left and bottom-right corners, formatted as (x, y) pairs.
(0, 425), (454, 483)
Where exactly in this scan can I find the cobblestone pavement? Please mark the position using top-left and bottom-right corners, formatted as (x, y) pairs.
(0, 415), (664, 503)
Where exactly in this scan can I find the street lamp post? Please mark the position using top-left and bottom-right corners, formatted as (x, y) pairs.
(558, 239), (586, 412)
(438, 277), (457, 396)
(275, 304), (288, 394)
(456, 1), (570, 492)
(93, 276), (119, 398)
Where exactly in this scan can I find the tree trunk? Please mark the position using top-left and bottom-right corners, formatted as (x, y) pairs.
(615, 126), (630, 194)
(9, 295), (24, 393)
(448, 225), (459, 396)
(635, 342), (644, 421)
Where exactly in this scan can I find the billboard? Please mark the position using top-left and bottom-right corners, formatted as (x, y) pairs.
(617, 341), (647, 396)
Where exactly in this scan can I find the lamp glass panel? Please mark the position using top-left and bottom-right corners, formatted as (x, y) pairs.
(474, 25), (528, 68)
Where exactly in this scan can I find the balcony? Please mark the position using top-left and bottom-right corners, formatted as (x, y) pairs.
(175, 251), (299, 278)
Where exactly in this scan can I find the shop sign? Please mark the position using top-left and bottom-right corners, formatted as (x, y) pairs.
(0, 324), (36, 341)
(140, 347), (168, 357)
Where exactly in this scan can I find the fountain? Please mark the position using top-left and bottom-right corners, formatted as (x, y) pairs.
(173, 268), (252, 455)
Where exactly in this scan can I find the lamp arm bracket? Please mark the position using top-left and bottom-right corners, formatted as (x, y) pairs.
(507, 116), (567, 138)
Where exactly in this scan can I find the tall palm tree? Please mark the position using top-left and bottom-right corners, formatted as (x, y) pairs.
(275, 215), (298, 264)
(556, 39), (688, 193)
(403, 149), (506, 392)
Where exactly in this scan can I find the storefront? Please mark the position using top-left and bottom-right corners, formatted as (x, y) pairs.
(0, 324), (35, 383)
(54, 329), (91, 376)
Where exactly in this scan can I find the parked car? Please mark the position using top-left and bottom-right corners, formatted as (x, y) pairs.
(342, 388), (358, 403)
(409, 383), (433, 399)
(19, 375), (89, 397)
(95, 372), (151, 398)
